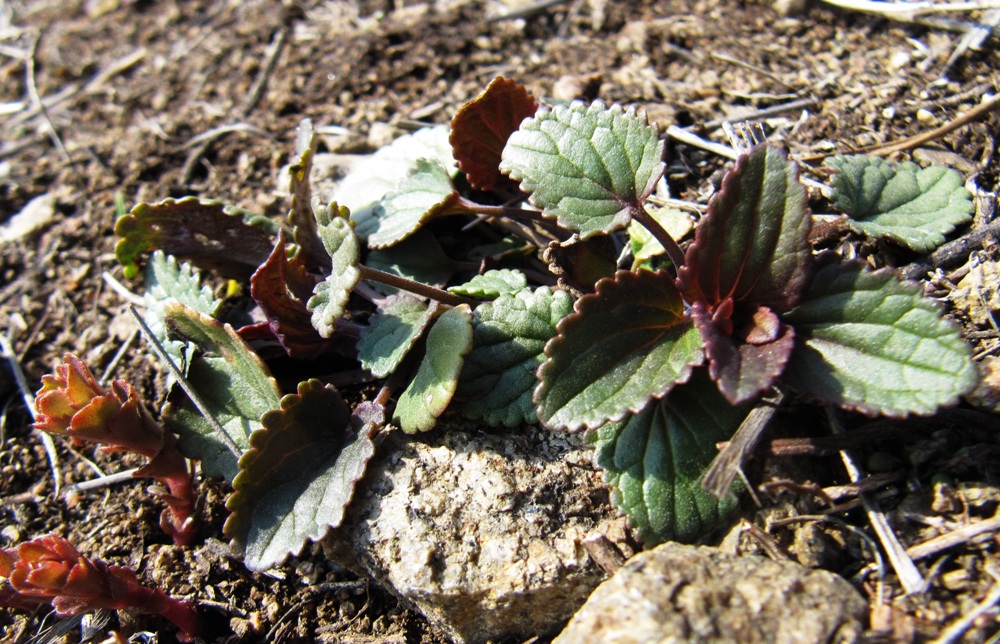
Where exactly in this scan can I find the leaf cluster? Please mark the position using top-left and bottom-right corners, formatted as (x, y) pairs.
(106, 77), (977, 562)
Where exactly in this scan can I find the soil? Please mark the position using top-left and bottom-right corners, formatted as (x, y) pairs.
(1, 0), (999, 642)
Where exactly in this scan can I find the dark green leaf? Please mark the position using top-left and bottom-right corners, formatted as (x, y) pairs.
(536, 270), (704, 432)
(592, 372), (748, 545)
(826, 154), (973, 253)
(783, 261), (978, 416)
(225, 380), (379, 571)
(459, 287), (574, 427)
(365, 231), (457, 295)
(161, 302), (282, 481)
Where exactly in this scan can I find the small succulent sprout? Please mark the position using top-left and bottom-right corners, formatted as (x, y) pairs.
(34, 355), (198, 546)
(0, 534), (202, 640)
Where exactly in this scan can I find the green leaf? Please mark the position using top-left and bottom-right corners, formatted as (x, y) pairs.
(358, 295), (437, 378)
(225, 380), (379, 571)
(448, 269), (527, 299)
(307, 201), (362, 338)
(450, 76), (539, 191)
(142, 251), (220, 383)
(826, 154), (973, 253)
(393, 305), (473, 433)
(628, 206), (694, 265)
(333, 125), (454, 233)
(500, 101), (664, 238)
(114, 196), (274, 280)
(364, 231), (457, 295)
(536, 270), (705, 432)
(783, 261), (978, 417)
(459, 287), (574, 427)
(161, 302), (282, 481)
(362, 158), (471, 249)
(592, 372), (748, 545)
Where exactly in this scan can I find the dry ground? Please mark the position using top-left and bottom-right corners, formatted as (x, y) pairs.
(1, 0), (999, 641)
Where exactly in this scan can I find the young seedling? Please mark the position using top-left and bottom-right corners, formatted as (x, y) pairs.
(33, 354), (198, 546)
(0, 533), (201, 640)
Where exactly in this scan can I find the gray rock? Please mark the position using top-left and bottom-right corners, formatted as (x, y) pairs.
(555, 542), (867, 644)
(321, 423), (627, 644)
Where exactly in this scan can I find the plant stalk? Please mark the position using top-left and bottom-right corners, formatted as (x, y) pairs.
(357, 265), (477, 307)
(631, 205), (686, 270)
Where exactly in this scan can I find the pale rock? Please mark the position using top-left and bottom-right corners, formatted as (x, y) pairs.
(321, 424), (623, 644)
(555, 542), (867, 644)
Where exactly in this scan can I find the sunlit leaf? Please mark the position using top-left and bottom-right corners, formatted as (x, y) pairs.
(500, 101), (664, 238)
(826, 154), (973, 253)
(358, 295), (437, 378)
(459, 287), (573, 427)
(783, 261), (978, 417)
(393, 305), (473, 433)
(592, 371), (749, 545)
(679, 144), (812, 313)
(115, 197), (274, 280)
(536, 270), (704, 432)
(307, 201), (361, 338)
(142, 251), (220, 383)
(362, 158), (472, 249)
(287, 118), (328, 269)
(333, 125), (454, 233)
(450, 77), (538, 190)
(448, 269), (527, 299)
(628, 206), (694, 265)
(161, 302), (282, 481)
(225, 380), (379, 571)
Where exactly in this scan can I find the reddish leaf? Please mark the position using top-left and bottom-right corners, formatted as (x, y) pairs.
(249, 231), (331, 359)
(450, 77), (538, 191)
(679, 145), (812, 313)
(691, 301), (795, 404)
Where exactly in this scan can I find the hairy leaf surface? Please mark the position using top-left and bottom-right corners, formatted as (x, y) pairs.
(225, 380), (378, 571)
(459, 287), (573, 427)
(362, 159), (471, 248)
(394, 305), (473, 433)
(358, 295), (437, 378)
(365, 231), (457, 295)
(115, 197), (274, 280)
(500, 101), (664, 238)
(783, 261), (977, 416)
(536, 270), (704, 432)
(592, 372), (748, 544)
(450, 77), (538, 190)
(448, 269), (527, 299)
(161, 302), (282, 481)
(679, 144), (812, 312)
(307, 202), (361, 338)
(143, 251), (220, 383)
(826, 154), (973, 253)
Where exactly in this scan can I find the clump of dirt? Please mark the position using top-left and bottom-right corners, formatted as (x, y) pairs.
(1, 0), (999, 642)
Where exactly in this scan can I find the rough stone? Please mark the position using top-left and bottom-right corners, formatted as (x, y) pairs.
(321, 423), (627, 644)
(555, 542), (868, 644)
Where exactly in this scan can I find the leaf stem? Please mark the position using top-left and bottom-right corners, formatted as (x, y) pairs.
(357, 265), (477, 307)
(631, 205), (686, 270)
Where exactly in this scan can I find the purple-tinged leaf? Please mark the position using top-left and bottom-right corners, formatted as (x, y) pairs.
(115, 197), (274, 280)
(287, 119), (329, 270)
(691, 301), (794, 404)
(249, 231), (328, 359)
(535, 270), (704, 432)
(225, 380), (379, 572)
(450, 77), (538, 191)
(679, 144), (812, 313)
